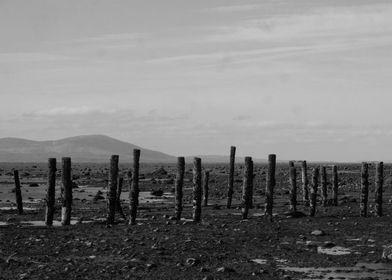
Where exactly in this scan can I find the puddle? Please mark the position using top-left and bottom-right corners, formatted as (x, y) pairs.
(252, 259), (268, 265)
(20, 220), (94, 227)
(0, 207), (38, 211)
(279, 262), (392, 280)
(317, 246), (352, 255)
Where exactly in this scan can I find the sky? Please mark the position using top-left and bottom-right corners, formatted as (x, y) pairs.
(1, 0), (392, 161)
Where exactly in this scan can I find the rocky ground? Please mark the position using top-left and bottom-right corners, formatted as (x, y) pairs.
(1, 162), (392, 279)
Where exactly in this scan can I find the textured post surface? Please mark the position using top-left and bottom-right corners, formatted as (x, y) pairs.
(203, 170), (210, 207)
(241, 157), (253, 219)
(332, 165), (338, 206)
(61, 157), (72, 225)
(175, 157), (185, 220)
(192, 157), (202, 222)
(360, 162), (369, 217)
(45, 158), (56, 225)
(107, 155), (119, 224)
(129, 149), (140, 225)
(265, 154), (276, 218)
(301, 161), (309, 206)
(375, 162), (383, 217)
(289, 161), (297, 212)
(321, 166), (328, 207)
(226, 146), (236, 209)
(13, 170), (23, 215)
(116, 175), (126, 220)
(309, 167), (319, 217)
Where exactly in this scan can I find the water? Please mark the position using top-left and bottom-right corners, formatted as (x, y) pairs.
(317, 246), (352, 256)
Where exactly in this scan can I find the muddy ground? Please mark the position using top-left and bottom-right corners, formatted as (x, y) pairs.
(1, 162), (392, 279)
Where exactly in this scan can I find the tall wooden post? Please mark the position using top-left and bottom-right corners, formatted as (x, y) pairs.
(45, 158), (56, 225)
(13, 170), (23, 215)
(321, 166), (328, 207)
(129, 149), (140, 225)
(332, 165), (338, 206)
(116, 175), (126, 219)
(226, 146), (236, 209)
(309, 167), (319, 217)
(301, 161), (309, 206)
(61, 157), (72, 226)
(175, 157), (185, 220)
(289, 161), (297, 212)
(265, 154), (276, 219)
(107, 155), (119, 224)
(203, 170), (210, 207)
(360, 162), (369, 217)
(241, 157), (253, 219)
(192, 157), (202, 222)
(375, 162), (383, 217)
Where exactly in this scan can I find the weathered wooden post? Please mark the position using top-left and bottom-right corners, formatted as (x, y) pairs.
(360, 162), (369, 217)
(321, 166), (328, 207)
(13, 170), (23, 215)
(226, 146), (236, 209)
(175, 157), (185, 220)
(301, 161), (309, 206)
(129, 149), (140, 225)
(193, 157), (202, 222)
(265, 154), (276, 219)
(45, 158), (56, 225)
(202, 170), (210, 207)
(116, 175), (126, 220)
(375, 162), (383, 217)
(289, 161), (297, 212)
(241, 157), (253, 219)
(332, 165), (338, 206)
(61, 157), (72, 226)
(107, 155), (119, 225)
(309, 167), (319, 217)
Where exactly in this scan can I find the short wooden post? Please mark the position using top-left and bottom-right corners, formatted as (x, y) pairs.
(309, 167), (319, 217)
(301, 161), (309, 206)
(226, 146), (236, 209)
(265, 154), (276, 218)
(175, 157), (185, 220)
(13, 170), (23, 215)
(192, 157), (202, 222)
(321, 166), (328, 207)
(116, 175), (126, 220)
(202, 170), (210, 207)
(332, 165), (338, 206)
(241, 157), (253, 219)
(375, 162), (383, 217)
(45, 158), (56, 225)
(107, 155), (119, 224)
(360, 162), (369, 217)
(129, 149), (140, 225)
(61, 157), (72, 226)
(289, 161), (297, 212)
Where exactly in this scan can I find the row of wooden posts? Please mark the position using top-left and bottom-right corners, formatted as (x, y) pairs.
(10, 146), (385, 226)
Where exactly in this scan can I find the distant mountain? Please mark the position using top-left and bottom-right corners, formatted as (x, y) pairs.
(0, 135), (176, 163)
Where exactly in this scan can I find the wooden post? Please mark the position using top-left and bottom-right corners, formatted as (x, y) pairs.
(129, 149), (140, 225)
(360, 162), (369, 217)
(309, 167), (319, 217)
(265, 154), (276, 219)
(116, 175), (126, 220)
(226, 146), (236, 209)
(107, 155), (119, 225)
(241, 157), (253, 219)
(301, 161), (309, 206)
(375, 162), (383, 217)
(175, 157), (185, 220)
(192, 157), (202, 222)
(289, 161), (297, 212)
(61, 157), (72, 226)
(13, 170), (23, 215)
(202, 170), (210, 207)
(45, 158), (56, 225)
(332, 165), (338, 206)
(321, 166), (328, 207)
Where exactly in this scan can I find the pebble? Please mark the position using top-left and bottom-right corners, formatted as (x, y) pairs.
(311, 230), (325, 236)
(216, 266), (235, 273)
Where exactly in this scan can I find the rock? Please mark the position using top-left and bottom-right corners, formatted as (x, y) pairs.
(311, 230), (326, 236)
(217, 266), (235, 273)
(151, 167), (168, 177)
(284, 211), (307, 218)
(150, 189), (164, 196)
(185, 258), (200, 267)
(323, 241), (335, 248)
(29, 183), (39, 187)
(382, 245), (392, 261)
(202, 276), (214, 280)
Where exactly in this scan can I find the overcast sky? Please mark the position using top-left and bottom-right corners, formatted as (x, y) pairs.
(1, 0), (392, 161)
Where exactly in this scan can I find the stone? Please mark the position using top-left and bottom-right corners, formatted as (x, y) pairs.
(382, 245), (392, 261)
(217, 266), (235, 273)
(311, 230), (325, 236)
